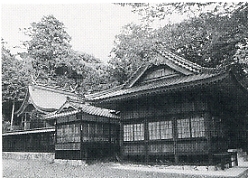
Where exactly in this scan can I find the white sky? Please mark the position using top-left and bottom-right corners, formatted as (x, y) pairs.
(1, 3), (141, 62)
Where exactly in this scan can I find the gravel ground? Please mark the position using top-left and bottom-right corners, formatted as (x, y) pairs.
(2, 159), (173, 178)
(2, 159), (247, 178)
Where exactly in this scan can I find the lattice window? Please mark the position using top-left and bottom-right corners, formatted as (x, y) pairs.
(177, 115), (205, 139)
(191, 116), (205, 138)
(148, 122), (157, 140)
(56, 123), (80, 143)
(160, 121), (173, 139)
(123, 123), (144, 141)
(177, 118), (191, 138)
(123, 124), (133, 141)
(134, 123), (144, 141)
(149, 121), (173, 140)
(81, 123), (110, 142)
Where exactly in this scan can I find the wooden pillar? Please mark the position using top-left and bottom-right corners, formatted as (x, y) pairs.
(144, 118), (149, 164)
(207, 113), (213, 165)
(54, 119), (57, 154)
(173, 117), (179, 164)
(108, 118), (111, 156)
(119, 122), (123, 159)
(77, 112), (83, 160)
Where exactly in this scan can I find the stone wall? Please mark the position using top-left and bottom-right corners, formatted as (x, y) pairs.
(2, 152), (55, 163)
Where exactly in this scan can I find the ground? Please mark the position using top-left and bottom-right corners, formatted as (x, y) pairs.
(2, 159), (172, 178)
(2, 159), (247, 178)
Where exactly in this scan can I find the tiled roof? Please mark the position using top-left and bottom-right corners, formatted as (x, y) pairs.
(85, 48), (245, 103)
(156, 48), (203, 73)
(86, 71), (229, 102)
(44, 99), (120, 119)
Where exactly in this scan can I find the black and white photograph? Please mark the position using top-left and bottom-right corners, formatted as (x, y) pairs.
(2, 2), (248, 178)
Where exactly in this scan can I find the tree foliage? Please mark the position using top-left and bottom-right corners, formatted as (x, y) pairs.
(2, 39), (34, 119)
(2, 39), (33, 103)
(119, 2), (247, 22)
(2, 14), (111, 120)
(23, 15), (72, 74)
(21, 15), (110, 93)
(108, 24), (155, 83)
(109, 3), (248, 83)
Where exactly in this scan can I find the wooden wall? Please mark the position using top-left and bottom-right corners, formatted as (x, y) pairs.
(2, 131), (55, 152)
(55, 113), (119, 160)
(119, 91), (230, 163)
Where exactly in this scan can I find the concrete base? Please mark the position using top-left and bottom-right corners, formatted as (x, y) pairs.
(2, 152), (55, 163)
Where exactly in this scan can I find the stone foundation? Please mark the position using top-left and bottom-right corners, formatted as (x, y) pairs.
(2, 152), (87, 166)
(2, 152), (55, 163)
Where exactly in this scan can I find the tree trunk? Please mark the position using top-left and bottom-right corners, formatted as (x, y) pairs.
(10, 102), (15, 131)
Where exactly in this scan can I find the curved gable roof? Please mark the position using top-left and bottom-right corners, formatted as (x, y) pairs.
(15, 85), (82, 116)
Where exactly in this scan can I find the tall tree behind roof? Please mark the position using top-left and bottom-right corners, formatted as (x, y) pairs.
(2, 39), (33, 119)
(21, 15), (110, 93)
(22, 15), (72, 76)
(109, 3), (248, 84)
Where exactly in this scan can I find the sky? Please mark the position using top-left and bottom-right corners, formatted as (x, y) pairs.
(1, 3), (141, 63)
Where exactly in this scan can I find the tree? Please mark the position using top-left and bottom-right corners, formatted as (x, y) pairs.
(108, 23), (163, 83)
(154, 7), (248, 67)
(2, 39), (33, 122)
(21, 15), (109, 93)
(119, 2), (247, 22)
(109, 3), (248, 83)
(23, 15), (72, 75)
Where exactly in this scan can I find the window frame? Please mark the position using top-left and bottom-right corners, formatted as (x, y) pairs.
(148, 120), (173, 140)
(176, 114), (205, 139)
(123, 123), (145, 142)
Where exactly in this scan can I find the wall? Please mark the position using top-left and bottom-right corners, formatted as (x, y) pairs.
(119, 91), (216, 163)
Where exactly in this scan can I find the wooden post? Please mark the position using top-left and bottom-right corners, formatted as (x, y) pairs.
(78, 112), (83, 160)
(144, 118), (149, 165)
(119, 122), (123, 160)
(54, 119), (57, 154)
(10, 102), (15, 131)
(206, 112), (213, 165)
(173, 118), (179, 164)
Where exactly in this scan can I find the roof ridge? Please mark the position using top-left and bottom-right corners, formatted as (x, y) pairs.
(31, 84), (81, 97)
(123, 64), (151, 88)
(157, 49), (202, 73)
(154, 43), (206, 73)
(85, 84), (124, 98)
(154, 43), (222, 74)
